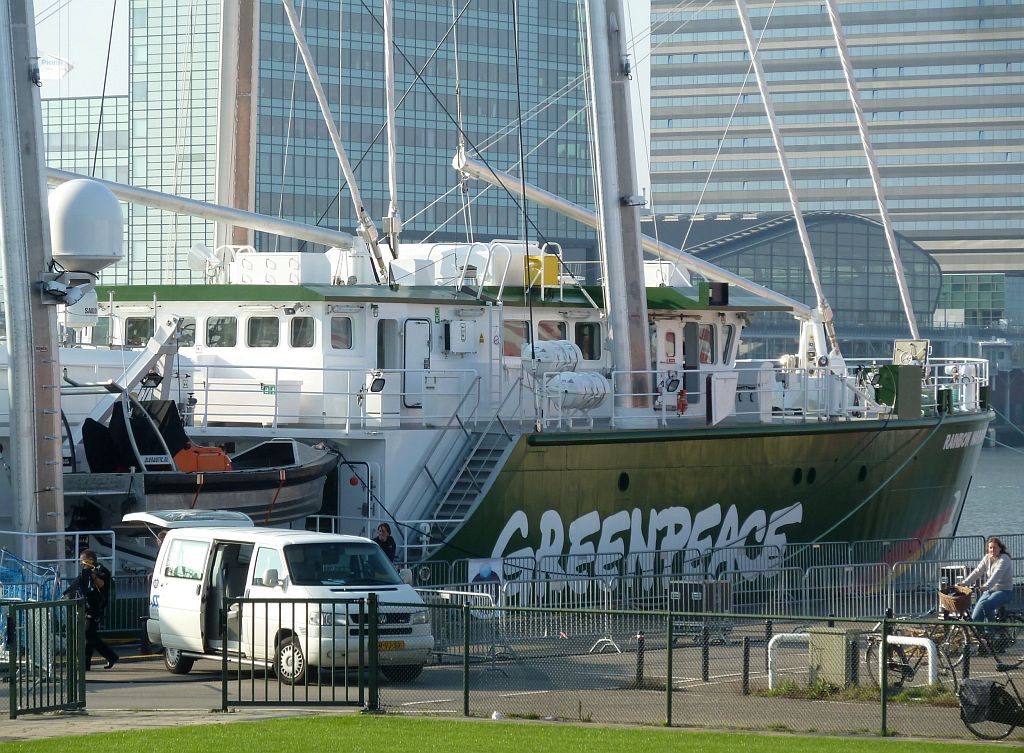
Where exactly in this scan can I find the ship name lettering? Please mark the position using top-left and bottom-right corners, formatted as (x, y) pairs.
(491, 502), (803, 595)
(943, 430), (985, 450)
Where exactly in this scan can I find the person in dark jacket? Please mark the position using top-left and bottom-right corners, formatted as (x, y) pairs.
(63, 549), (119, 670)
(374, 523), (397, 562)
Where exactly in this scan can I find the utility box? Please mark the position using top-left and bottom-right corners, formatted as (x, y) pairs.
(808, 627), (859, 687)
(875, 364), (922, 419)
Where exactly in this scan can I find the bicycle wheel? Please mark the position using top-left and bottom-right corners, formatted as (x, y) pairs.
(992, 614), (1024, 654)
(940, 624), (969, 669)
(961, 706), (1018, 740)
(866, 640), (909, 689)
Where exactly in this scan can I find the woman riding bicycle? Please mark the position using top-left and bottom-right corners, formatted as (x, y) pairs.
(960, 537), (1014, 628)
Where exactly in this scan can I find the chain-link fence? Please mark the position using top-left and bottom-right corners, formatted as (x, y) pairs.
(369, 603), (1023, 740)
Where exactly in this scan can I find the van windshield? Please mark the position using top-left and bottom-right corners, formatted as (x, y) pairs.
(283, 542), (401, 587)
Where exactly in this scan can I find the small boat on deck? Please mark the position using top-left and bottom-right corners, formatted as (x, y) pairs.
(63, 394), (339, 533)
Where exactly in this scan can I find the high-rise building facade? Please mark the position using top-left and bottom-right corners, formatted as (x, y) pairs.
(41, 96), (132, 284)
(648, 0), (1024, 274)
(254, 0), (594, 255)
(128, 0), (221, 284)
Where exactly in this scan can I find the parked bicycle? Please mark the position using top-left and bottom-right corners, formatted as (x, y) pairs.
(864, 609), (959, 689)
(939, 585), (1024, 668)
(958, 656), (1024, 739)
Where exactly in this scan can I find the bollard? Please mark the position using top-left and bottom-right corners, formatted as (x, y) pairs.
(701, 624), (710, 682)
(742, 637), (751, 695)
(764, 620), (772, 672)
(848, 638), (859, 686)
(635, 631), (645, 686)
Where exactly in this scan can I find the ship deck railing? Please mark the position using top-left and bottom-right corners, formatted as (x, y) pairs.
(52, 356), (991, 439)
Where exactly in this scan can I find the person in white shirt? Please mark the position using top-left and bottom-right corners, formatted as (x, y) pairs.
(961, 537), (1014, 625)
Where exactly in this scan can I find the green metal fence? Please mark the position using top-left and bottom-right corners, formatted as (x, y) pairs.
(218, 594), (372, 710)
(3, 599), (86, 719)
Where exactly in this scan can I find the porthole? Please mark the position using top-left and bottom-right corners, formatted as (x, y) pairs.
(792, 468), (803, 485)
(858, 465), (868, 482)
(618, 472), (630, 492)
(807, 467), (816, 484)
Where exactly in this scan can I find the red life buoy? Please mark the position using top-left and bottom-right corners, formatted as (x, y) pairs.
(676, 390), (688, 414)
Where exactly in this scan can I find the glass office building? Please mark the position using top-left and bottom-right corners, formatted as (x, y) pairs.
(255, 0), (595, 254)
(657, 212), (948, 359)
(41, 96), (132, 284)
(647, 0), (1024, 275)
(128, 0), (221, 284)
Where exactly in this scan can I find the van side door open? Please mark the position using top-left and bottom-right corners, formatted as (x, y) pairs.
(154, 537), (211, 652)
(205, 541), (254, 653)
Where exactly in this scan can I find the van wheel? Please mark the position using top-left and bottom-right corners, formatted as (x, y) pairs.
(275, 637), (307, 685)
(381, 664), (423, 682)
(164, 648), (194, 675)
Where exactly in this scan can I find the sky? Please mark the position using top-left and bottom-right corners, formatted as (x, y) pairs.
(33, 0), (652, 191)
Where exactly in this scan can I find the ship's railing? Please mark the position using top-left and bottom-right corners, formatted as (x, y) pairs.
(579, 357), (990, 430)
(185, 365), (481, 432)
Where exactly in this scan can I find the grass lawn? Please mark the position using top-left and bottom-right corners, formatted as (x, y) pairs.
(0, 716), (1006, 753)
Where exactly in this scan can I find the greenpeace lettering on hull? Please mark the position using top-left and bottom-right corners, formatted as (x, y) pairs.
(491, 502), (804, 589)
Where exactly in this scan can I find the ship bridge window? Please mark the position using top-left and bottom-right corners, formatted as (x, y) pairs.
(125, 317), (154, 347)
(92, 316), (111, 346)
(699, 324), (716, 364)
(575, 322), (602, 360)
(175, 317), (196, 347)
(331, 316), (353, 349)
(503, 320), (531, 357)
(247, 317), (280, 348)
(538, 320), (566, 341)
(206, 316), (237, 348)
(722, 324), (736, 364)
(290, 316), (315, 348)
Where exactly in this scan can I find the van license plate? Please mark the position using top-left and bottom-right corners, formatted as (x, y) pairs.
(378, 640), (405, 650)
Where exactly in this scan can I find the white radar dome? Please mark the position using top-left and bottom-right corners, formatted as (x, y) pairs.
(48, 179), (124, 274)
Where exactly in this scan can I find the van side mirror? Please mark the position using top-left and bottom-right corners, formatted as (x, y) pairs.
(263, 568), (280, 588)
(399, 567), (413, 585)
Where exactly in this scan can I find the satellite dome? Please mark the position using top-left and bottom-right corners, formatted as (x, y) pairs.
(48, 179), (124, 274)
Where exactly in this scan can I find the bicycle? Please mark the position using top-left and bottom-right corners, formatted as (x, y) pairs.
(939, 585), (1024, 668)
(957, 656), (1024, 739)
(864, 610), (960, 689)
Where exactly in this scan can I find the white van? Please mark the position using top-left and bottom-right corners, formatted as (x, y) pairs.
(125, 510), (433, 684)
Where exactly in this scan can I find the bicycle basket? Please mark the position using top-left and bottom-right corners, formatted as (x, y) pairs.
(939, 586), (971, 613)
(959, 679), (993, 724)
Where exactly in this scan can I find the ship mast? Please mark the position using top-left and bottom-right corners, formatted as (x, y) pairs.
(734, 0), (838, 356)
(0, 0), (65, 561)
(584, 0), (651, 410)
(280, 0), (391, 282)
(823, 0), (919, 340)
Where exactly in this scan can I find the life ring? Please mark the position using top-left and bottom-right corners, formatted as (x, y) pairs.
(676, 390), (688, 414)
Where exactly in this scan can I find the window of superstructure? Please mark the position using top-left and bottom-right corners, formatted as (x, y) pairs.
(698, 324), (716, 364)
(502, 320), (531, 357)
(722, 325), (736, 365)
(206, 317), (237, 348)
(537, 320), (566, 341)
(247, 317), (280, 348)
(574, 322), (601, 361)
(176, 317), (196, 347)
(125, 317), (154, 347)
(290, 316), (315, 348)
(330, 317), (353, 350)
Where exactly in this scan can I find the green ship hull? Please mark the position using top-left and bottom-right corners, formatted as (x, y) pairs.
(439, 411), (992, 573)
